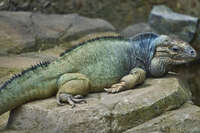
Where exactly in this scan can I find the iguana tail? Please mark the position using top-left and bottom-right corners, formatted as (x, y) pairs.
(0, 61), (53, 115)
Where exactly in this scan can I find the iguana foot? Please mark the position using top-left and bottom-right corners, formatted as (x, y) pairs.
(104, 68), (146, 94)
(104, 81), (126, 93)
(57, 93), (86, 108)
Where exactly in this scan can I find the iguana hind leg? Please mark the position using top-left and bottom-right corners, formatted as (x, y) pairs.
(104, 68), (146, 93)
(56, 73), (90, 107)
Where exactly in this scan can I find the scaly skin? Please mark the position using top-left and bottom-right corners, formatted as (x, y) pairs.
(0, 32), (197, 114)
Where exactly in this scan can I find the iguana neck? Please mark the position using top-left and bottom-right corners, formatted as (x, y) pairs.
(129, 33), (158, 73)
(149, 57), (170, 77)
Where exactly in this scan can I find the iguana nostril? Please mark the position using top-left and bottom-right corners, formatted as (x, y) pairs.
(190, 50), (196, 57)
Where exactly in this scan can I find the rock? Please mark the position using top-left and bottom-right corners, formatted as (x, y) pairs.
(148, 5), (199, 42)
(124, 103), (200, 133)
(0, 11), (34, 55)
(176, 61), (200, 107)
(6, 76), (191, 133)
(31, 13), (115, 43)
(0, 11), (115, 55)
(58, 15), (115, 41)
(120, 23), (154, 38)
(1, 0), (200, 30)
(0, 129), (23, 133)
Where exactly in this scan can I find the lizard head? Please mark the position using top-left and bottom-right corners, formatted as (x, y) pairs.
(149, 35), (197, 77)
(154, 35), (197, 64)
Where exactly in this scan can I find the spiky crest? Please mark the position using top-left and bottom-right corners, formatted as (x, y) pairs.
(0, 61), (50, 91)
(60, 36), (125, 56)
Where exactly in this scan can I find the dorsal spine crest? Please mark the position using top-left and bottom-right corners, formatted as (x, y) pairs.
(0, 61), (51, 91)
(130, 32), (159, 42)
(60, 36), (125, 56)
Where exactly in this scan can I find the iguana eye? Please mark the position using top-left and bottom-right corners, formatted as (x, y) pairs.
(171, 46), (179, 52)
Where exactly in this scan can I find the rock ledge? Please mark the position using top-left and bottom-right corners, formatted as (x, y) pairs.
(6, 76), (190, 133)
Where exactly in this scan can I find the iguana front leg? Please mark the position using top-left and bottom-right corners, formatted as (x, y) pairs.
(56, 73), (90, 107)
(104, 68), (146, 93)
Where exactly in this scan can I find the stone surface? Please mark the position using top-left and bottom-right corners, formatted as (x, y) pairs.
(121, 23), (154, 38)
(176, 61), (200, 107)
(31, 13), (115, 42)
(6, 76), (191, 133)
(124, 103), (200, 133)
(0, 11), (33, 55)
(0, 11), (115, 55)
(148, 5), (199, 42)
(1, 0), (200, 30)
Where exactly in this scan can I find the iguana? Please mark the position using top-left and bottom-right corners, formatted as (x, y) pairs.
(0, 32), (197, 115)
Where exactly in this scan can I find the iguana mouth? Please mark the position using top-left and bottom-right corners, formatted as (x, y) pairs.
(174, 53), (197, 61)
(172, 58), (195, 64)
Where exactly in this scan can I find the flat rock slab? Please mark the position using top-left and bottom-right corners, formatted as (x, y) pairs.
(6, 76), (190, 133)
(0, 11), (115, 55)
(124, 103), (200, 133)
(148, 5), (198, 42)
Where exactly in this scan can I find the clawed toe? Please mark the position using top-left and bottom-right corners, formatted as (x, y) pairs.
(74, 95), (84, 99)
(104, 88), (112, 93)
(104, 88), (119, 93)
(56, 93), (86, 107)
(104, 82), (126, 94)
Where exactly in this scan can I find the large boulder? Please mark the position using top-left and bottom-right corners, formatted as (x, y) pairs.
(124, 103), (200, 133)
(148, 5), (199, 42)
(0, 11), (115, 55)
(6, 76), (191, 133)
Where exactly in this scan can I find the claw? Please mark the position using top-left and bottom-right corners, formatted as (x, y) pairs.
(56, 93), (86, 107)
(104, 82), (126, 93)
(67, 95), (76, 108)
(104, 87), (121, 93)
(57, 95), (65, 106)
(74, 95), (84, 99)
(72, 98), (87, 104)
